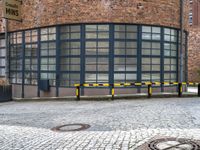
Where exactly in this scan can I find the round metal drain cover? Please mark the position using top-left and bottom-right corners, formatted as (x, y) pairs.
(51, 124), (90, 132)
(149, 138), (200, 150)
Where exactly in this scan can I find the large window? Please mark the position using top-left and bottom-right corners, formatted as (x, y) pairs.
(114, 25), (137, 83)
(40, 27), (56, 86)
(60, 25), (81, 87)
(85, 25), (109, 83)
(0, 36), (5, 78)
(7, 24), (184, 90)
(10, 32), (23, 84)
(164, 28), (178, 82)
(142, 26), (161, 82)
(24, 30), (38, 85)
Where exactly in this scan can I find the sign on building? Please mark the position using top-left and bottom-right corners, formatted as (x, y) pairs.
(3, 0), (22, 21)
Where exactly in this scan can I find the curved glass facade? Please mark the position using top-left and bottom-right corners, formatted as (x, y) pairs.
(7, 24), (187, 88)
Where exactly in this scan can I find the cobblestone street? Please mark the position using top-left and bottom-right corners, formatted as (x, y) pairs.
(1, 98), (200, 149)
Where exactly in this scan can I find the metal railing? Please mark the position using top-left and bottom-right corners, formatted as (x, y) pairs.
(74, 82), (200, 100)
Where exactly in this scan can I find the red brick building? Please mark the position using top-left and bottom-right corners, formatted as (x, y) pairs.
(0, 0), (189, 98)
(188, 0), (200, 82)
(189, 0), (200, 26)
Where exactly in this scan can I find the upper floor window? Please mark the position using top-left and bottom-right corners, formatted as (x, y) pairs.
(142, 26), (161, 40)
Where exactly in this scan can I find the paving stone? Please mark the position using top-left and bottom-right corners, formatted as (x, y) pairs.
(0, 98), (200, 149)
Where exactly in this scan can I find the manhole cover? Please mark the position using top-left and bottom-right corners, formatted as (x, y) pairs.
(149, 138), (200, 150)
(51, 124), (90, 132)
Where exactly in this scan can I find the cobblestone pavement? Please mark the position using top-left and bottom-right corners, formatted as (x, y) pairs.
(1, 98), (200, 149)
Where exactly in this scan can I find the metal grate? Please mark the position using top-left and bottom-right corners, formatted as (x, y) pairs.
(148, 138), (200, 150)
(51, 124), (90, 132)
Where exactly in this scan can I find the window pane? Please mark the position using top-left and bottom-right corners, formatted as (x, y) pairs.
(98, 25), (109, 31)
(152, 27), (161, 33)
(115, 25), (125, 32)
(86, 25), (97, 31)
(142, 26), (151, 32)
(142, 33), (151, 40)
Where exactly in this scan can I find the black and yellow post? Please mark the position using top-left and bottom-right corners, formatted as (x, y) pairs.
(148, 84), (152, 98)
(111, 84), (115, 100)
(178, 83), (183, 97)
(76, 86), (80, 100)
(198, 83), (200, 97)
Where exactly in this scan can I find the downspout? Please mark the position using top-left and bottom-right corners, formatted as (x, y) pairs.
(180, 0), (184, 83)
(4, 18), (9, 83)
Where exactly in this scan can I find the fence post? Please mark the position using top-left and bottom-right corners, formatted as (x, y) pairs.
(76, 86), (80, 100)
(148, 84), (152, 98)
(198, 83), (200, 97)
(178, 83), (183, 97)
(111, 84), (115, 100)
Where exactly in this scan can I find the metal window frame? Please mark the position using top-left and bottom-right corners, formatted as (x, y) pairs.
(4, 23), (186, 98)
(84, 24), (110, 85)
(0, 37), (6, 77)
(59, 25), (82, 89)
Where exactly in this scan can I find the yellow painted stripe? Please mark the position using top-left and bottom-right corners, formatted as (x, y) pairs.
(83, 84), (90, 87)
(93, 84), (99, 87)
(189, 83), (194, 85)
(145, 82), (152, 85)
(114, 83), (121, 86)
(182, 82), (187, 85)
(112, 88), (115, 95)
(180, 85), (183, 93)
(154, 82), (161, 85)
(149, 87), (152, 94)
(76, 89), (79, 96)
(173, 82), (179, 85)
(164, 82), (170, 85)
(124, 83), (131, 86)
(74, 84), (80, 87)
(103, 84), (110, 87)
(135, 83), (142, 86)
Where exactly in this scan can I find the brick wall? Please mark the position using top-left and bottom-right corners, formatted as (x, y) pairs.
(0, 0), (189, 32)
(188, 27), (200, 82)
(190, 0), (200, 27)
(0, 2), (4, 32)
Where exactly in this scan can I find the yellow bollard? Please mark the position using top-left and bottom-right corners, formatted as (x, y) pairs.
(111, 86), (115, 100)
(178, 83), (182, 97)
(76, 86), (80, 100)
(148, 84), (152, 98)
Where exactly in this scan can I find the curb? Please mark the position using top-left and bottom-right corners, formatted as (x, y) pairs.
(12, 92), (199, 102)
